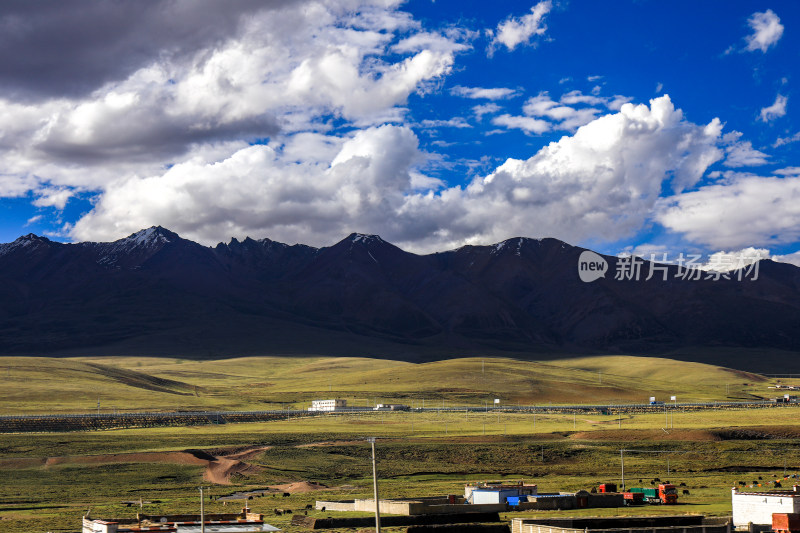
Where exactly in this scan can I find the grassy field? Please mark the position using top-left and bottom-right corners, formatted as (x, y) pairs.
(0, 354), (783, 414)
(1, 354), (800, 532)
(2, 407), (800, 532)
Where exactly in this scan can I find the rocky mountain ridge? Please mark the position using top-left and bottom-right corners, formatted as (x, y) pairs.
(0, 227), (798, 370)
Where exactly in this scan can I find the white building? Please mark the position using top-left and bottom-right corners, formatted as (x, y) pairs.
(465, 482), (538, 504)
(83, 515), (278, 532)
(308, 399), (347, 412)
(731, 487), (800, 528)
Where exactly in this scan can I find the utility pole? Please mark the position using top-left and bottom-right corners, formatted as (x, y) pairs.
(199, 487), (205, 533)
(620, 450), (625, 490)
(367, 438), (381, 533)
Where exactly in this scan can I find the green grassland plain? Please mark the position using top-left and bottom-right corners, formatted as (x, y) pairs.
(0, 354), (775, 414)
(1, 354), (800, 533)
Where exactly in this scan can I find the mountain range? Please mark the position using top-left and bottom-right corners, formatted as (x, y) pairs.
(1, 226), (798, 371)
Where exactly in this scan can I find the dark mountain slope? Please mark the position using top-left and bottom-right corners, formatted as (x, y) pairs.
(0, 227), (799, 371)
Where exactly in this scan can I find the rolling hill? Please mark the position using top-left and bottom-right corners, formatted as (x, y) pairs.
(0, 354), (772, 414)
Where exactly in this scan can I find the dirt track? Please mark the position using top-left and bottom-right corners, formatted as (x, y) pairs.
(267, 481), (327, 493)
(0, 446), (271, 485)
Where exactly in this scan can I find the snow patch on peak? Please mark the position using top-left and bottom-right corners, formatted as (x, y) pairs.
(124, 226), (175, 247)
(491, 237), (544, 256)
(349, 233), (385, 245)
(492, 238), (523, 255)
(0, 233), (50, 256)
(96, 227), (176, 267)
(255, 237), (288, 249)
(18, 233), (49, 244)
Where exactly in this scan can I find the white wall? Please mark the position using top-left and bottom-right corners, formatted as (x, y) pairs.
(732, 490), (800, 527)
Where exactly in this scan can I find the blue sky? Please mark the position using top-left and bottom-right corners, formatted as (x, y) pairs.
(0, 1), (799, 265)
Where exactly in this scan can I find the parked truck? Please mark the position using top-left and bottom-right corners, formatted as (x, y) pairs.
(598, 483), (617, 493)
(628, 484), (678, 504)
(623, 491), (645, 505)
(596, 483), (642, 505)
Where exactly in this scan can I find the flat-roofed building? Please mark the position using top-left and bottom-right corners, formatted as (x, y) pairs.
(464, 481), (538, 504)
(82, 512), (278, 533)
(732, 486), (800, 528)
(308, 399), (347, 412)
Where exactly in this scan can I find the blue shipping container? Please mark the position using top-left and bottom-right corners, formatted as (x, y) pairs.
(506, 495), (528, 506)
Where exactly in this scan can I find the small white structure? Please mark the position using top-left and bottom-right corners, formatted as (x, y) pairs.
(465, 481), (537, 504)
(84, 520), (119, 533)
(731, 486), (800, 528)
(82, 516), (278, 532)
(308, 399), (347, 412)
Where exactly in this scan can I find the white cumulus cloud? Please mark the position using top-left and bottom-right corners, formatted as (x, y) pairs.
(724, 141), (769, 167)
(759, 94), (787, 122)
(745, 9), (784, 52)
(772, 250), (800, 267)
(69, 95), (728, 254)
(522, 93), (601, 131)
(656, 174), (800, 249)
(397, 95), (724, 251)
(488, 1), (552, 53)
(701, 247), (771, 271)
(472, 103), (502, 121)
(490, 90), (641, 135)
(71, 125), (425, 246)
(491, 114), (550, 134)
(0, 0), (465, 206)
(450, 86), (519, 100)
(775, 166), (800, 176)
(774, 132), (800, 148)
(701, 247), (800, 270)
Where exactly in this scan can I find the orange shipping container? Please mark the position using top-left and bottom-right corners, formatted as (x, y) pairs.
(772, 513), (800, 532)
